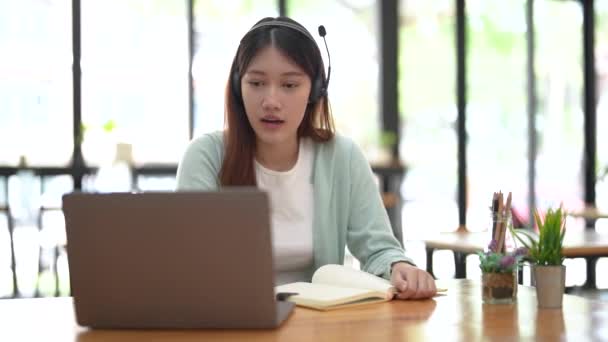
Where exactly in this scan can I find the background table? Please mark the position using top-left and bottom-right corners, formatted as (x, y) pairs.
(423, 230), (608, 289)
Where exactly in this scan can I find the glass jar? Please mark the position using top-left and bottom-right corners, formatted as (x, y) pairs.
(488, 210), (515, 252)
(482, 270), (517, 304)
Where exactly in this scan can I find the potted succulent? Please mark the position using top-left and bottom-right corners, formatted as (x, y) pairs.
(511, 207), (566, 309)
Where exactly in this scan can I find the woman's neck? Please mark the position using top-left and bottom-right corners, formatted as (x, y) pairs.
(255, 138), (299, 172)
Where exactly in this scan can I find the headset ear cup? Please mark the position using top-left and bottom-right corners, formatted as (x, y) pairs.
(309, 76), (324, 103)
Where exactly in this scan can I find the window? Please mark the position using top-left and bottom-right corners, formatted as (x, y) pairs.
(596, 0), (608, 216)
(193, 0), (277, 137)
(0, 0), (73, 166)
(136, 175), (176, 191)
(0, 177), (6, 206)
(0, 212), (12, 296)
(288, 0), (380, 151)
(81, 0), (189, 166)
(535, 0), (584, 216)
(466, 0), (528, 230)
(398, 1), (458, 237)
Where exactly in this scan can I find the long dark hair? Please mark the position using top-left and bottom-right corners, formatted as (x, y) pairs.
(220, 17), (335, 186)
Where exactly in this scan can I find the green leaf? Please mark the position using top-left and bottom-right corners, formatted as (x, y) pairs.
(514, 206), (565, 265)
(103, 120), (117, 133)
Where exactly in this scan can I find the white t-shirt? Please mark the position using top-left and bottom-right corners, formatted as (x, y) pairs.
(255, 139), (314, 285)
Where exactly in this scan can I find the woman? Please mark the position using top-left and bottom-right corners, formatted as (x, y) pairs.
(177, 16), (436, 299)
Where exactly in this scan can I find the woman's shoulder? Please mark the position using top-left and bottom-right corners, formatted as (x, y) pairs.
(189, 131), (224, 148)
(315, 133), (364, 160)
(177, 131), (224, 190)
(181, 131), (225, 164)
(313, 134), (370, 174)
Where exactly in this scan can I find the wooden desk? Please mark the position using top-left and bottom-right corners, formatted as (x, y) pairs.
(1, 280), (606, 341)
(423, 230), (608, 288)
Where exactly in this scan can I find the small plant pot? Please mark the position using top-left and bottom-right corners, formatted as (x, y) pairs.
(533, 265), (566, 309)
(482, 271), (517, 304)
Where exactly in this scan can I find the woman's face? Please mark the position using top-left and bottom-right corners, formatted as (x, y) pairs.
(241, 45), (312, 148)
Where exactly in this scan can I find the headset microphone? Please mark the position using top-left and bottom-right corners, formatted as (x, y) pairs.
(318, 25), (331, 94)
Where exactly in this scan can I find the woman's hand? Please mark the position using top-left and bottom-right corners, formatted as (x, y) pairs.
(390, 262), (437, 300)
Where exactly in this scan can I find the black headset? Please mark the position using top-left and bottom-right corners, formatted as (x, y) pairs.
(231, 19), (332, 105)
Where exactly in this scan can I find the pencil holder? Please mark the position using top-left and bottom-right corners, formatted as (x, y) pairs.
(488, 211), (514, 252)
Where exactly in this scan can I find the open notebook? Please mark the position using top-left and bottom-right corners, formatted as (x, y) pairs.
(275, 264), (447, 311)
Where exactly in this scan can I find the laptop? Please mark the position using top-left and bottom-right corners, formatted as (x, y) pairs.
(62, 190), (294, 329)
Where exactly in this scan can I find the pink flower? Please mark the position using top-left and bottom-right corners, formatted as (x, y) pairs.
(514, 247), (528, 257)
(500, 255), (515, 268)
(488, 239), (498, 253)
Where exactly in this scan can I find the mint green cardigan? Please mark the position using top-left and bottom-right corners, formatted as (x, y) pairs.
(176, 131), (413, 279)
